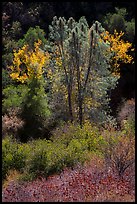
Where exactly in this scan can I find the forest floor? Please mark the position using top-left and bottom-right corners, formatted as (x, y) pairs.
(2, 156), (135, 202)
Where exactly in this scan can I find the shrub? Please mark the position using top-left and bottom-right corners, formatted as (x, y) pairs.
(2, 137), (29, 181)
(11, 143), (28, 172)
(28, 139), (58, 177)
(26, 137), (89, 180)
(2, 84), (29, 115)
(51, 121), (100, 151)
(27, 139), (66, 179)
(28, 146), (48, 178)
(2, 108), (24, 139)
(2, 137), (13, 180)
(111, 135), (135, 177)
(117, 98), (135, 130)
(99, 128), (135, 177)
(65, 139), (88, 167)
(2, 136), (89, 182)
(46, 143), (67, 176)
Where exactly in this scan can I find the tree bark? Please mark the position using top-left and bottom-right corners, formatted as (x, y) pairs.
(68, 84), (73, 122)
(74, 35), (83, 127)
(59, 43), (74, 122)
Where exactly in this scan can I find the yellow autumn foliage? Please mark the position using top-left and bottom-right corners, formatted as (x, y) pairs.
(9, 40), (50, 83)
(100, 30), (134, 75)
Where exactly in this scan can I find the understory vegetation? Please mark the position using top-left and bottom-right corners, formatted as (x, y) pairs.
(2, 4), (135, 202)
(2, 114), (135, 201)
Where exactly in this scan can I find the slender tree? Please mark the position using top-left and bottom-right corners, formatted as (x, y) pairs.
(49, 16), (134, 127)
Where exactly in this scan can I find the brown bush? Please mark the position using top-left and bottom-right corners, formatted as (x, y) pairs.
(111, 135), (135, 177)
(117, 98), (135, 127)
(2, 108), (24, 138)
(100, 128), (135, 177)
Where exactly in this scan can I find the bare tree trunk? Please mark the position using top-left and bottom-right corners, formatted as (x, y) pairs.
(59, 43), (74, 122)
(68, 84), (73, 122)
(74, 34), (83, 127)
(78, 96), (83, 127)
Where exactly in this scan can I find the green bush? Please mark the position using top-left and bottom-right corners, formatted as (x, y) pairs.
(65, 139), (88, 167)
(26, 122), (101, 179)
(2, 137), (13, 180)
(51, 121), (100, 151)
(2, 137), (69, 181)
(2, 84), (29, 114)
(4, 121), (121, 182)
(28, 147), (48, 178)
(27, 139), (66, 178)
(27, 139), (50, 177)
(46, 143), (66, 176)
(2, 136), (29, 180)
(11, 143), (28, 171)
(27, 137), (89, 179)
(51, 122), (99, 143)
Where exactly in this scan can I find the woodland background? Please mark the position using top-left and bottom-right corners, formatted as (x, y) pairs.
(2, 2), (135, 202)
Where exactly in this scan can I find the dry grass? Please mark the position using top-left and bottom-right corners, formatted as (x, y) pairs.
(3, 170), (22, 189)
